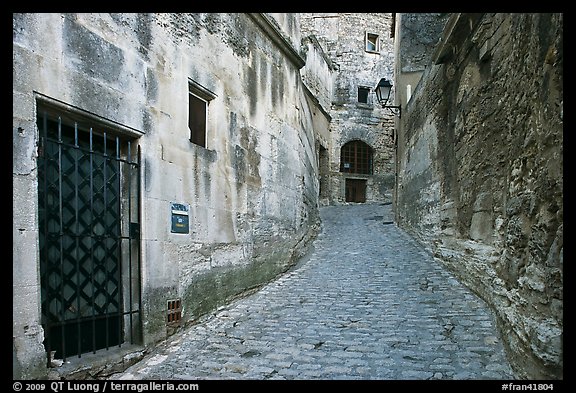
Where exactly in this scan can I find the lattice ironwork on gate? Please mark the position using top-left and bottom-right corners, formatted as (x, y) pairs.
(37, 109), (142, 365)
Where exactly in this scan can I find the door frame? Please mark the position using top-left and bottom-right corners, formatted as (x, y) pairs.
(36, 96), (143, 365)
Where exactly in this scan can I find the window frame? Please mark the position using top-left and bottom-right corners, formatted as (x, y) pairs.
(365, 32), (380, 53)
(357, 86), (371, 104)
(188, 79), (217, 148)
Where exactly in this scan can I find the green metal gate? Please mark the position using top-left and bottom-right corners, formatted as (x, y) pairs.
(37, 109), (142, 365)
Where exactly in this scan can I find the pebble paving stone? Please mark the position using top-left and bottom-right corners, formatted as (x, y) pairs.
(109, 203), (515, 381)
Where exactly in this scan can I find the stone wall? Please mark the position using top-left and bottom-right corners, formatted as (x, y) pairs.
(393, 14), (449, 113)
(301, 13), (395, 204)
(395, 13), (563, 379)
(13, 13), (325, 379)
(300, 35), (334, 205)
(301, 35), (335, 117)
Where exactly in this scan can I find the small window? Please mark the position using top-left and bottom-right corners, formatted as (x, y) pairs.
(188, 79), (217, 148)
(188, 93), (207, 147)
(365, 32), (380, 53)
(358, 87), (370, 104)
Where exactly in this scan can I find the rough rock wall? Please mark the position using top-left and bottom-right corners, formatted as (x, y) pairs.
(396, 13), (563, 379)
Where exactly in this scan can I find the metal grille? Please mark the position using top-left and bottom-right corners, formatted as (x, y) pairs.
(166, 299), (182, 326)
(37, 110), (141, 365)
(340, 140), (373, 175)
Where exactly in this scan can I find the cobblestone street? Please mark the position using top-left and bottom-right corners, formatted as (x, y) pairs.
(109, 203), (514, 380)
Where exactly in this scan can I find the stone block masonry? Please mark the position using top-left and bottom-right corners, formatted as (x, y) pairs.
(301, 13), (396, 205)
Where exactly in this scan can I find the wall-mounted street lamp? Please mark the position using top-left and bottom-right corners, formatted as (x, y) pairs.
(375, 78), (401, 118)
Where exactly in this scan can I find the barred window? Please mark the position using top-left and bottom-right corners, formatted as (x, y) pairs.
(340, 140), (373, 175)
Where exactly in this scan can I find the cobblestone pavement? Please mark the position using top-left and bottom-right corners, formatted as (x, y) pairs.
(110, 203), (515, 380)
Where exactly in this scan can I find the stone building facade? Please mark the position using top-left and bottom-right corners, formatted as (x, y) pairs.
(13, 13), (332, 379)
(301, 13), (396, 205)
(393, 13), (563, 379)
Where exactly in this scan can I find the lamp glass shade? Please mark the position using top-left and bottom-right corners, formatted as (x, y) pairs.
(375, 78), (393, 106)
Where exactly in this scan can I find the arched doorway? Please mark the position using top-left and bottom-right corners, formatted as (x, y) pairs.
(340, 140), (373, 203)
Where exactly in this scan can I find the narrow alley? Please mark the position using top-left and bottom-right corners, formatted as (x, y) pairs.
(109, 203), (514, 380)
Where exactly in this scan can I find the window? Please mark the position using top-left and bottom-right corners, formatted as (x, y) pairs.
(188, 93), (207, 147)
(358, 86), (370, 104)
(340, 140), (373, 175)
(365, 32), (380, 53)
(188, 79), (217, 148)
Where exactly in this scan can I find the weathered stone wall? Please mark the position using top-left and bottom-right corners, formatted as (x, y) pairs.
(301, 34), (335, 206)
(301, 13), (395, 204)
(301, 35), (335, 117)
(394, 14), (449, 112)
(396, 13), (563, 379)
(398, 13), (448, 73)
(13, 12), (324, 379)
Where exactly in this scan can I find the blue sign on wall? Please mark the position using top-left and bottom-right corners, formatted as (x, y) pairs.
(170, 202), (189, 234)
